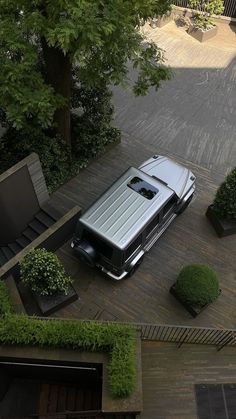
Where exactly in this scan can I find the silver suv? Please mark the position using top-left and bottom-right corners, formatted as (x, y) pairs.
(71, 155), (195, 279)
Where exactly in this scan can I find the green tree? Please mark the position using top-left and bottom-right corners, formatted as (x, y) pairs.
(0, 0), (171, 148)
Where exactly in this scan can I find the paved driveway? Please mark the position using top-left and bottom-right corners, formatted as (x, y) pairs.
(54, 21), (236, 329)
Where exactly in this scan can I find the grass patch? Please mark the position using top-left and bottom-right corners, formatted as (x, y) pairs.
(0, 314), (136, 398)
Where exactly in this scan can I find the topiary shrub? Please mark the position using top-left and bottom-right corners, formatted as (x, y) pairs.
(175, 264), (219, 307)
(212, 168), (236, 220)
(20, 248), (73, 296)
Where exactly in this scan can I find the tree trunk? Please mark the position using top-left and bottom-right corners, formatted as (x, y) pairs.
(41, 38), (72, 148)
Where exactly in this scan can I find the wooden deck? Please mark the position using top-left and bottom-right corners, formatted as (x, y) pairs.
(140, 341), (236, 419)
(52, 151), (236, 329)
(51, 22), (236, 330)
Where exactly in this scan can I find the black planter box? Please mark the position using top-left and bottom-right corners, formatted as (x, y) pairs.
(33, 285), (78, 316)
(169, 284), (209, 318)
(206, 205), (236, 237)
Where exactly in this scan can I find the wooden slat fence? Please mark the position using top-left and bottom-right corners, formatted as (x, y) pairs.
(173, 0), (236, 17)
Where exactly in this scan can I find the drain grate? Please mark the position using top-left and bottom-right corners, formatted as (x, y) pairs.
(195, 384), (236, 419)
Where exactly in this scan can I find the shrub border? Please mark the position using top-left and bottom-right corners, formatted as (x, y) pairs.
(0, 282), (13, 317)
(0, 282), (136, 398)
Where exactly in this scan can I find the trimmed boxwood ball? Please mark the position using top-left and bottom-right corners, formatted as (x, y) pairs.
(20, 248), (73, 296)
(213, 167), (236, 220)
(175, 264), (219, 307)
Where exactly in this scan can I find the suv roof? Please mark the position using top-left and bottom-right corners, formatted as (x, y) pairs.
(79, 166), (174, 250)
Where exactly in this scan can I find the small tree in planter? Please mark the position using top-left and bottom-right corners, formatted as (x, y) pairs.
(188, 0), (224, 42)
(20, 248), (73, 296)
(20, 248), (77, 316)
(170, 264), (220, 317)
(206, 168), (236, 237)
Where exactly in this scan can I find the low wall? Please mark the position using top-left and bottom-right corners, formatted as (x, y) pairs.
(0, 337), (142, 414)
(0, 206), (81, 279)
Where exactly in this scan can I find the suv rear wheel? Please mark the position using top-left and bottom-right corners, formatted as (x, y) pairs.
(73, 240), (97, 267)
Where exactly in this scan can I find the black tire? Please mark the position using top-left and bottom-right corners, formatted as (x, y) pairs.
(73, 240), (97, 267)
(175, 195), (193, 215)
(127, 255), (144, 278)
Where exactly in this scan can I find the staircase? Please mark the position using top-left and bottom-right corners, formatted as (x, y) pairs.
(0, 204), (63, 267)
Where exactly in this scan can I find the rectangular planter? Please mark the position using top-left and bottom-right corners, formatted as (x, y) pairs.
(206, 205), (236, 237)
(33, 285), (78, 316)
(188, 24), (217, 42)
(17, 280), (78, 316)
(170, 284), (209, 318)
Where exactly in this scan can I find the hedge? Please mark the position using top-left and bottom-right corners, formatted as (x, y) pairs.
(0, 282), (13, 318)
(0, 313), (136, 398)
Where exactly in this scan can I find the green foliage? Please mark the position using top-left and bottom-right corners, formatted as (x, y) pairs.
(0, 316), (136, 397)
(0, 124), (74, 193)
(175, 264), (219, 307)
(71, 82), (121, 160)
(108, 333), (136, 397)
(0, 282), (13, 318)
(0, 0), (172, 135)
(189, 0), (224, 28)
(0, 82), (120, 192)
(20, 248), (73, 296)
(213, 168), (236, 220)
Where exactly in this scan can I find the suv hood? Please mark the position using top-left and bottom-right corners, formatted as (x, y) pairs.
(139, 155), (195, 199)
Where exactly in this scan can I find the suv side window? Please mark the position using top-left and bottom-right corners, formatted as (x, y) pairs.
(125, 234), (142, 261)
(163, 195), (176, 217)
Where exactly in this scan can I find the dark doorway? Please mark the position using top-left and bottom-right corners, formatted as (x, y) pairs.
(0, 358), (102, 417)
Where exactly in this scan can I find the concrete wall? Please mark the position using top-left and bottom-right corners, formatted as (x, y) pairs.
(0, 206), (81, 279)
(0, 154), (49, 245)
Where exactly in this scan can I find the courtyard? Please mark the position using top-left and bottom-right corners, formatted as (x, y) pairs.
(49, 22), (236, 417)
(1, 18), (236, 419)
(51, 20), (236, 330)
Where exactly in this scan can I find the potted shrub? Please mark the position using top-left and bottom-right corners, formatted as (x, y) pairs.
(20, 248), (77, 315)
(170, 264), (220, 317)
(188, 0), (224, 42)
(206, 168), (236, 237)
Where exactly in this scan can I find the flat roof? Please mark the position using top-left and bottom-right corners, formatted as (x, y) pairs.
(79, 167), (174, 249)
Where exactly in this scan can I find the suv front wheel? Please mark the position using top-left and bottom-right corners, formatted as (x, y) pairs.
(175, 195), (193, 215)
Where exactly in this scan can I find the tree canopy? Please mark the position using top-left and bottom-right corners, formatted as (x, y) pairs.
(0, 0), (171, 144)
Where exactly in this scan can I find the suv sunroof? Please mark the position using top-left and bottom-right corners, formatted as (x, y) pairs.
(127, 177), (158, 200)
